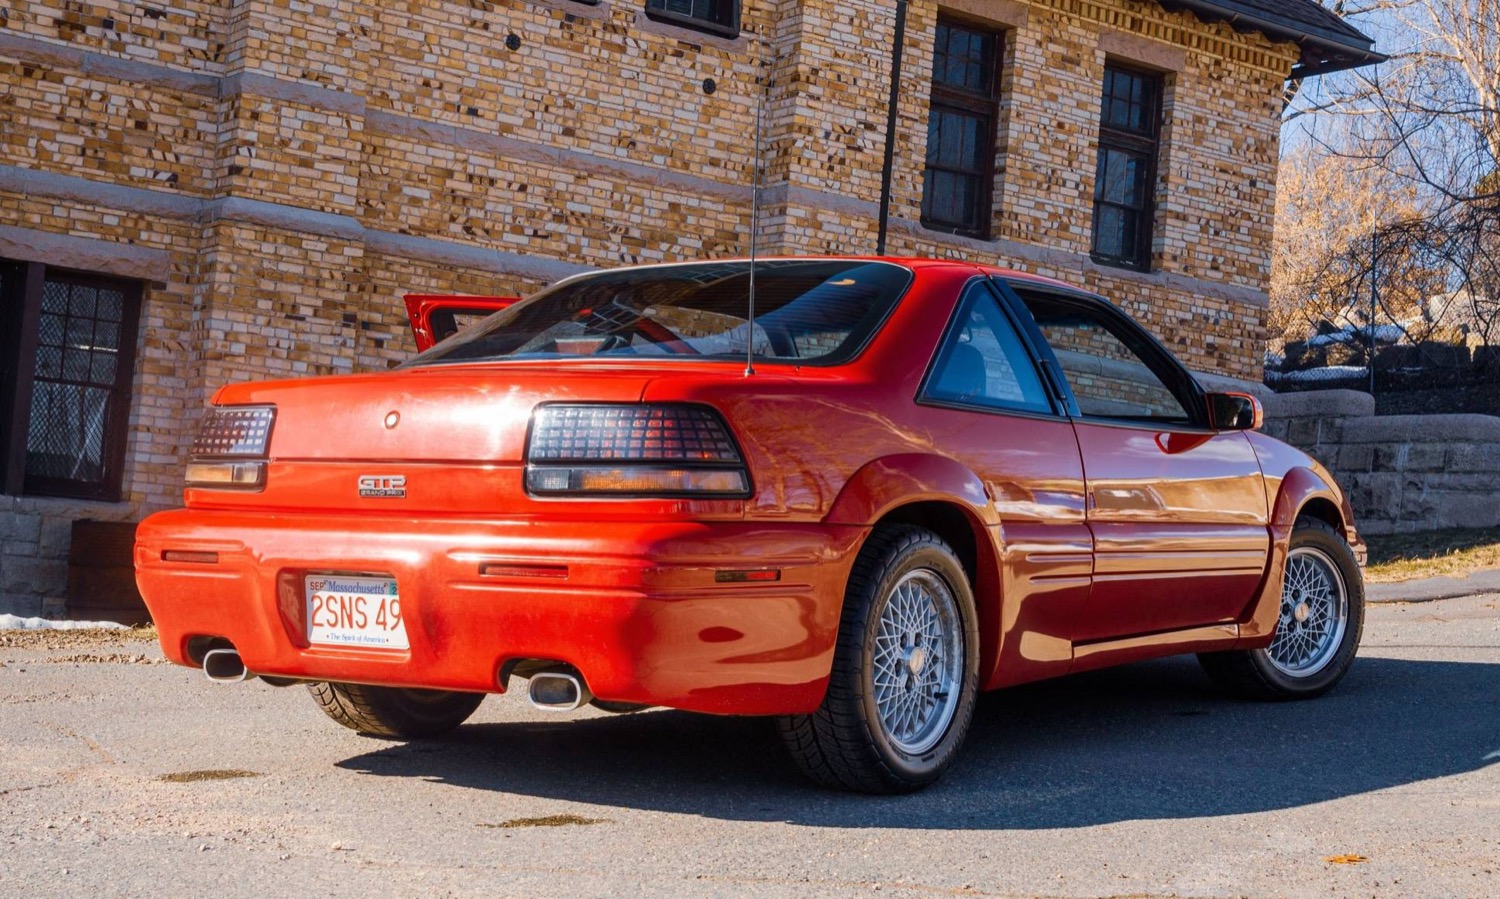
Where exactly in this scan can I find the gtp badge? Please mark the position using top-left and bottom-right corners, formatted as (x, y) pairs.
(358, 474), (407, 498)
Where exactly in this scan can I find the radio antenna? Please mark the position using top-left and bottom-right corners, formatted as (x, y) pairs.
(745, 40), (771, 377)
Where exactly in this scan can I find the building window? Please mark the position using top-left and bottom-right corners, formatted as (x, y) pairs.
(0, 261), (142, 501)
(644, 0), (739, 37)
(1091, 63), (1162, 271)
(921, 19), (1000, 239)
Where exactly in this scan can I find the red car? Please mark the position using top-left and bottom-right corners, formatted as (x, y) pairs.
(136, 258), (1365, 793)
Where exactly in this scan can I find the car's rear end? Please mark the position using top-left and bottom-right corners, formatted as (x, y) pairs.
(135, 259), (919, 716)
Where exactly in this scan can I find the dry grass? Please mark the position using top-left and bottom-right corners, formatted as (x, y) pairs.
(1364, 528), (1500, 583)
(0, 624), (156, 651)
(158, 769), (260, 783)
(477, 815), (607, 829)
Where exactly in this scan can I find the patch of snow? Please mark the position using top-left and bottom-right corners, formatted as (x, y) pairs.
(1268, 365), (1369, 383)
(0, 614), (128, 631)
(1306, 324), (1404, 347)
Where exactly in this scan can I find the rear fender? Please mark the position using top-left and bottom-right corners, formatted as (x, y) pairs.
(1238, 466), (1345, 645)
(825, 454), (1004, 685)
(825, 454), (996, 528)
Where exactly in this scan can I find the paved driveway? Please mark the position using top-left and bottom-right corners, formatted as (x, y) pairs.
(2, 594), (1497, 898)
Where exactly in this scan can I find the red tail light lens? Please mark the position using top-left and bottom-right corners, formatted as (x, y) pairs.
(525, 404), (750, 497)
(191, 405), (276, 458)
(186, 404), (275, 491)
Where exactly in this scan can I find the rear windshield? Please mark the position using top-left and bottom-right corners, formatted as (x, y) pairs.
(409, 259), (913, 367)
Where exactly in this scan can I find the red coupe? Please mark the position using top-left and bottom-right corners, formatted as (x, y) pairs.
(136, 258), (1365, 793)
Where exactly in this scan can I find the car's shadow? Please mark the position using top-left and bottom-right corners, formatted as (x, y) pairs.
(336, 656), (1500, 829)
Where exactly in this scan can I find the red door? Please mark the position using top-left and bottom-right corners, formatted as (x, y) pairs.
(1008, 285), (1269, 643)
(1070, 423), (1269, 640)
(403, 294), (519, 352)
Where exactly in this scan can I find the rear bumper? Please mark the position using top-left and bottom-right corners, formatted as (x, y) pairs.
(135, 509), (866, 715)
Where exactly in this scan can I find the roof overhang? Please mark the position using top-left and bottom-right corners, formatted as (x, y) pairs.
(1158, 0), (1386, 80)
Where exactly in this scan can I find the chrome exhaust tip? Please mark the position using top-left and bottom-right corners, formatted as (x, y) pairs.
(202, 647), (255, 683)
(527, 670), (592, 712)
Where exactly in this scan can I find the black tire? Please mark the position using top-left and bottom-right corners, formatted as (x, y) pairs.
(779, 525), (980, 793)
(1198, 515), (1364, 700)
(307, 682), (485, 738)
(589, 699), (650, 714)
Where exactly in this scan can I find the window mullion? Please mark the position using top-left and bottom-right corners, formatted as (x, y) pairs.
(3, 263), (45, 495)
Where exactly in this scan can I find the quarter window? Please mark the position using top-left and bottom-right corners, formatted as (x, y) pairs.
(1091, 64), (1162, 271)
(921, 19), (1000, 238)
(0, 261), (142, 501)
(1018, 292), (1192, 424)
(644, 0), (739, 37)
(923, 283), (1051, 415)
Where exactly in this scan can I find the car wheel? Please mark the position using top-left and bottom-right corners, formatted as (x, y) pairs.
(1198, 516), (1364, 700)
(307, 682), (485, 738)
(779, 524), (979, 793)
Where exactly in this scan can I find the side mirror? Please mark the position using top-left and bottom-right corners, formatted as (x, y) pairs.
(1207, 392), (1264, 431)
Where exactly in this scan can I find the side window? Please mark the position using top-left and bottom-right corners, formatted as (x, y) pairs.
(643, 0), (739, 37)
(0, 261), (143, 501)
(923, 283), (1052, 415)
(1019, 293), (1192, 424)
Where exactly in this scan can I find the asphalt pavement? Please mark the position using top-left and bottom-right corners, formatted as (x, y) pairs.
(1, 591), (1496, 899)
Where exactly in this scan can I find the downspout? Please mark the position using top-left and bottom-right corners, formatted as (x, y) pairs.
(876, 0), (909, 255)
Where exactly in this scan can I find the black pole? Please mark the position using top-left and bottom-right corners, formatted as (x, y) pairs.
(1369, 228), (1377, 395)
(876, 0), (908, 255)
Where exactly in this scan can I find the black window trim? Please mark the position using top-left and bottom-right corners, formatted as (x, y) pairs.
(642, 0), (740, 38)
(1090, 61), (1163, 273)
(407, 259), (917, 371)
(999, 280), (1212, 433)
(0, 262), (143, 502)
(915, 277), (1065, 421)
(920, 15), (1002, 239)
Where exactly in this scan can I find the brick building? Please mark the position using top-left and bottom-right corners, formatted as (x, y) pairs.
(0, 0), (1376, 616)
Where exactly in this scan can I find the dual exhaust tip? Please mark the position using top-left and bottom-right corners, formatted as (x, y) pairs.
(202, 648), (594, 714)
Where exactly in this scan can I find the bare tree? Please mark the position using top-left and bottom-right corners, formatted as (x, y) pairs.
(1274, 1), (1500, 371)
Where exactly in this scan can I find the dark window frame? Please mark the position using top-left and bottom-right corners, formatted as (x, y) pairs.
(921, 17), (1001, 239)
(1005, 284), (1210, 432)
(0, 261), (143, 502)
(1090, 62), (1163, 272)
(643, 0), (740, 38)
(917, 278), (1059, 418)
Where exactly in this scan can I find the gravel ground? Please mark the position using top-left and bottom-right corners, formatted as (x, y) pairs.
(1, 596), (1496, 899)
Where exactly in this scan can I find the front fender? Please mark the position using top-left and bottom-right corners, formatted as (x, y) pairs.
(1269, 466), (1345, 532)
(1239, 465), (1347, 645)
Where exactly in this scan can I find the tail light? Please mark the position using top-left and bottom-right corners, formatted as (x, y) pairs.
(185, 404), (276, 490)
(525, 404), (750, 497)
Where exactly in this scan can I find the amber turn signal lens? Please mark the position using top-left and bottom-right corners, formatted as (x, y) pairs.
(185, 461), (266, 490)
(526, 465), (748, 496)
(714, 569), (781, 583)
(162, 550), (220, 564)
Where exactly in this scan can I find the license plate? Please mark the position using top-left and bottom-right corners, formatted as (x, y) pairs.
(305, 575), (409, 650)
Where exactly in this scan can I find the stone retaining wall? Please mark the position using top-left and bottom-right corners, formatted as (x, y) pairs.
(1261, 390), (1500, 536)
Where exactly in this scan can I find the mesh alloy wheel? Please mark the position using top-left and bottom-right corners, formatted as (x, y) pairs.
(1267, 546), (1349, 678)
(870, 569), (965, 756)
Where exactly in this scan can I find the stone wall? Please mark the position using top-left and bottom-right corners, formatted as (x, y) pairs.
(0, 0), (1304, 614)
(1262, 390), (1500, 537)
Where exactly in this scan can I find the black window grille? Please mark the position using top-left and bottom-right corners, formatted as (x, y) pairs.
(921, 19), (1000, 238)
(1091, 64), (1162, 271)
(644, 0), (739, 37)
(0, 262), (142, 501)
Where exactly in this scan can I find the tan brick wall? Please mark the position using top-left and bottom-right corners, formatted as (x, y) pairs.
(0, 0), (1304, 612)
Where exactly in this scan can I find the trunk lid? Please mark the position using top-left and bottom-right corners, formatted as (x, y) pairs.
(214, 362), (657, 463)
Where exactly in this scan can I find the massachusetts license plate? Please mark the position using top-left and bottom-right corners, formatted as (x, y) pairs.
(305, 575), (409, 650)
